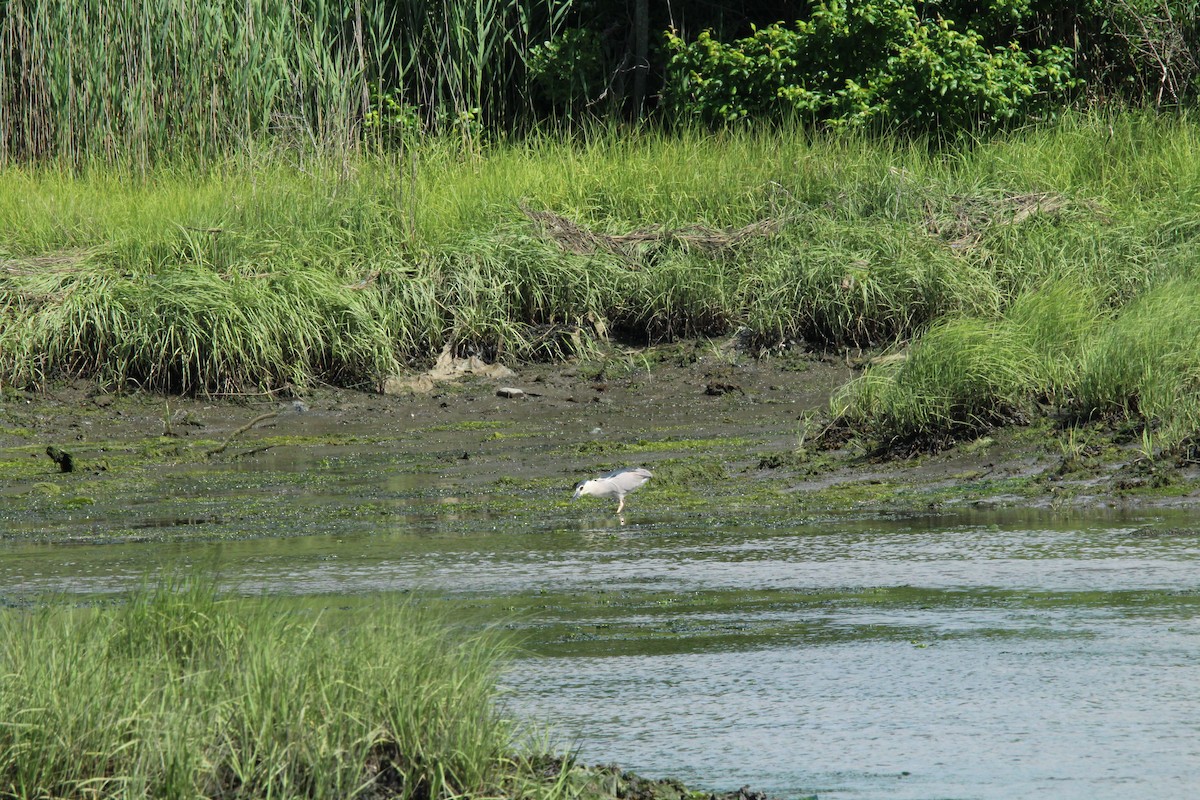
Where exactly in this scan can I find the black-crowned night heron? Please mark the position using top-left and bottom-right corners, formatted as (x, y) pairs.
(572, 467), (652, 514)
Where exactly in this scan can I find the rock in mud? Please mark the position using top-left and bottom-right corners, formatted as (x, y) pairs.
(704, 381), (744, 396)
(45, 445), (74, 473)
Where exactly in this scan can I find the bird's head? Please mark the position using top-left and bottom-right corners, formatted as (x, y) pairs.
(572, 479), (595, 500)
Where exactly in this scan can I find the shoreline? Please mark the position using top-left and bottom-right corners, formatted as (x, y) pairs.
(4, 341), (1199, 542)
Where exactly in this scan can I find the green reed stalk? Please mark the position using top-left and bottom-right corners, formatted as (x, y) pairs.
(1, 0), (576, 166)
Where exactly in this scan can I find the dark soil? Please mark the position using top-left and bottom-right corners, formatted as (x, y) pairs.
(527, 757), (798, 800)
(3, 338), (1199, 512)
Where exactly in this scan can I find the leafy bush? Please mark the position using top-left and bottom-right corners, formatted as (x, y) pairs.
(528, 27), (604, 116)
(663, 0), (1078, 132)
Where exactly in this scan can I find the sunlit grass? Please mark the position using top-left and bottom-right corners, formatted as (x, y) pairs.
(3, 112), (1200, 446)
(835, 273), (1200, 453)
(1074, 278), (1200, 448)
(0, 580), (551, 800)
(832, 315), (1042, 449)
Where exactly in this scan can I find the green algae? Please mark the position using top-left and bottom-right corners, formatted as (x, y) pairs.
(430, 420), (509, 432)
(5, 376), (1200, 549)
(566, 436), (755, 458)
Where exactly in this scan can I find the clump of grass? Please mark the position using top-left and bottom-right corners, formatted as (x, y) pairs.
(830, 277), (1101, 449)
(0, 580), (544, 800)
(0, 261), (412, 393)
(831, 273), (1200, 455)
(832, 316), (1040, 451)
(1005, 278), (1103, 403)
(742, 216), (1001, 347)
(1074, 277), (1200, 449)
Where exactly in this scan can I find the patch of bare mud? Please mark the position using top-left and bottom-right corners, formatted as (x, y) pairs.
(3, 338), (1200, 511)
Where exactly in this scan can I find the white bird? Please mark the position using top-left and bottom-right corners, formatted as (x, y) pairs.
(572, 467), (652, 514)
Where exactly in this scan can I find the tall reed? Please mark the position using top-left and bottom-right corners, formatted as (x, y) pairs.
(1, 0), (356, 166)
(0, 0), (574, 167)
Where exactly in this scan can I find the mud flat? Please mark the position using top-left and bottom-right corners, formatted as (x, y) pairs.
(3, 341), (1200, 538)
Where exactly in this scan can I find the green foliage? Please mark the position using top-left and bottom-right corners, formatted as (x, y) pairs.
(835, 272), (1200, 453)
(364, 91), (425, 147)
(0, 582), (536, 800)
(1074, 277), (1200, 445)
(833, 316), (1041, 448)
(663, 0), (1079, 131)
(3, 113), (1200, 407)
(528, 27), (604, 116)
(0, 0), (364, 166)
(3, 0), (1200, 168)
(1005, 278), (1103, 402)
(742, 215), (1000, 347)
(0, 0), (578, 166)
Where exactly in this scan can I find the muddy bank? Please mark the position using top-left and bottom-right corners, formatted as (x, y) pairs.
(2, 339), (1199, 528)
(538, 758), (794, 800)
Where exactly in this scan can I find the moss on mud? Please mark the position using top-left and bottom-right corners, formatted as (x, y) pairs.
(542, 759), (791, 800)
(3, 345), (1200, 546)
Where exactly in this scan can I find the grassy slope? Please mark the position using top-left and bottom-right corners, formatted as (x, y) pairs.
(0, 579), (760, 800)
(2, 112), (1199, 447)
(0, 581), (541, 800)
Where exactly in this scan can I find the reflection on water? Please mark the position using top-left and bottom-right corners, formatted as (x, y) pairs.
(2, 503), (1200, 799)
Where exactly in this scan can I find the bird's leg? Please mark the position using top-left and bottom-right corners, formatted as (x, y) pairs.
(616, 497), (625, 514)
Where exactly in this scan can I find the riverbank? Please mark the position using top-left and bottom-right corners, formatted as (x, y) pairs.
(6, 115), (1200, 458)
(0, 575), (792, 800)
(3, 345), (1197, 800)
(3, 338), (1199, 545)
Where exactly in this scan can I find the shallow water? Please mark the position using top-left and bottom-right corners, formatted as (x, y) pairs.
(2, 465), (1199, 799)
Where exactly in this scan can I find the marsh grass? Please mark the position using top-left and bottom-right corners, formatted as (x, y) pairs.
(0, 580), (542, 800)
(3, 113), (1200, 445)
(832, 316), (1041, 450)
(1, 0), (361, 167)
(1, 0), (573, 167)
(1073, 278), (1200, 448)
(836, 273), (1200, 453)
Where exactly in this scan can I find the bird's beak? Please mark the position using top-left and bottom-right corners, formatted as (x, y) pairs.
(572, 486), (582, 501)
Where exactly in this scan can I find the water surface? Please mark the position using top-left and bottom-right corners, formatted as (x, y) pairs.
(2, 462), (1199, 800)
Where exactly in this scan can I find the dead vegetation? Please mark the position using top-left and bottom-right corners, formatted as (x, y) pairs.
(0, 249), (94, 275)
(924, 191), (1110, 251)
(519, 203), (784, 264)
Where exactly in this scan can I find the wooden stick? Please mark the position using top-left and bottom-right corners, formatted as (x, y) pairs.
(205, 412), (278, 457)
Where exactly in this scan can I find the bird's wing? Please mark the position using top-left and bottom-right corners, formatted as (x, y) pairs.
(601, 467), (651, 480)
(600, 467), (652, 490)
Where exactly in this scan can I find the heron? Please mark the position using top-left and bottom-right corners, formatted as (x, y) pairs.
(572, 467), (652, 514)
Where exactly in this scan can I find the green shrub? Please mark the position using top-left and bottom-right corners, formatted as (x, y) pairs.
(663, 0), (1078, 132)
(528, 28), (604, 117)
